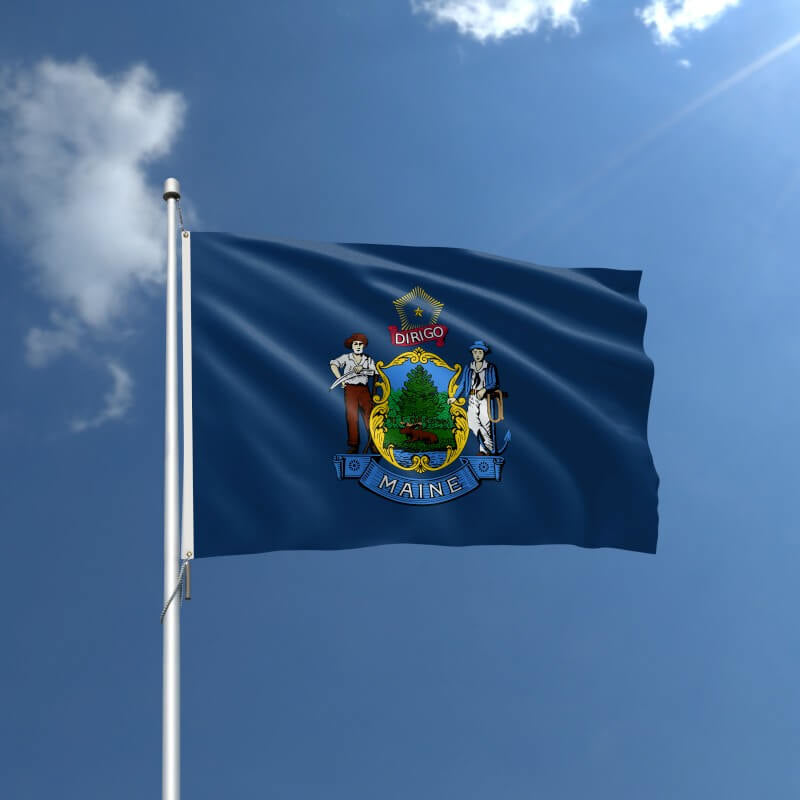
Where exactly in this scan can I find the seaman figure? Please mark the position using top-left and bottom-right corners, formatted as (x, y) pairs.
(449, 340), (499, 454)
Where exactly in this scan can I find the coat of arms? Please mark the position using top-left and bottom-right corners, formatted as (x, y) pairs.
(330, 288), (510, 505)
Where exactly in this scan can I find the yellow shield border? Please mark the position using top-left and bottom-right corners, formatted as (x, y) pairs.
(369, 347), (469, 474)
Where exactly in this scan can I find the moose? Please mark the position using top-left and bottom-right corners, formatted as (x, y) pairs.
(399, 421), (439, 446)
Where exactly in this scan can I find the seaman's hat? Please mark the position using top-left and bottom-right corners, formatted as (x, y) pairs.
(468, 339), (490, 353)
(344, 332), (369, 348)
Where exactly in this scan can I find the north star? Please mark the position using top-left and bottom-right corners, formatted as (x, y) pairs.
(378, 473), (463, 499)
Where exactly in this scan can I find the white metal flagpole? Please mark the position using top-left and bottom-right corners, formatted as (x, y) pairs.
(162, 177), (181, 800)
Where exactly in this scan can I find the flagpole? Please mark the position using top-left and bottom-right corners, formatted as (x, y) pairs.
(162, 177), (181, 800)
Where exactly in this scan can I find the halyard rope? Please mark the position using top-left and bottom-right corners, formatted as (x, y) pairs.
(160, 560), (188, 624)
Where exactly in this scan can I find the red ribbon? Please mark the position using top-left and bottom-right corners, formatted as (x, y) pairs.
(388, 324), (448, 347)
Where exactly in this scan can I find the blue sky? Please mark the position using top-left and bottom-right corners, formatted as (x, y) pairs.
(2, 1), (800, 797)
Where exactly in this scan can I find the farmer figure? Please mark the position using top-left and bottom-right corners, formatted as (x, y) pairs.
(330, 333), (376, 454)
(449, 340), (498, 454)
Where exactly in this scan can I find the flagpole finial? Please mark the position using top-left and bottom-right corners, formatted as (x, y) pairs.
(163, 177), (181, 201)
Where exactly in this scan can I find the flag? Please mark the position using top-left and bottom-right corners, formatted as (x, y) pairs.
(184, 232), (658, 558)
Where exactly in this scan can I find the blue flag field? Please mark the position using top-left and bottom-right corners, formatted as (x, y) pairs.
(187, 233), (658, 557)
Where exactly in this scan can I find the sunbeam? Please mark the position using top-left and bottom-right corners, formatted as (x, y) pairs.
(509, 30), (800, 247)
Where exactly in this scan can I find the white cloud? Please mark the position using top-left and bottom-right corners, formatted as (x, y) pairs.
(0, 59), (185, 327)
(71, 361), (134, 432)
(0, 59), (185, 429)
(25, 312), (81, 367)
(678, 58), (692, 68)
(411, 0), (589, 42)
(636, 0), (740, 46)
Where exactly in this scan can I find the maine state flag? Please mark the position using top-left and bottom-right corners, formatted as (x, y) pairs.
(182, 233), (658, 558)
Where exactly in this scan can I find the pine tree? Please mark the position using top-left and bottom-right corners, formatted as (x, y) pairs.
(398, 365), (442, 425)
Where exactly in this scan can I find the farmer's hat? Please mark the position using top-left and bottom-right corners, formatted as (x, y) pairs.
(344, 332), (369, 349)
